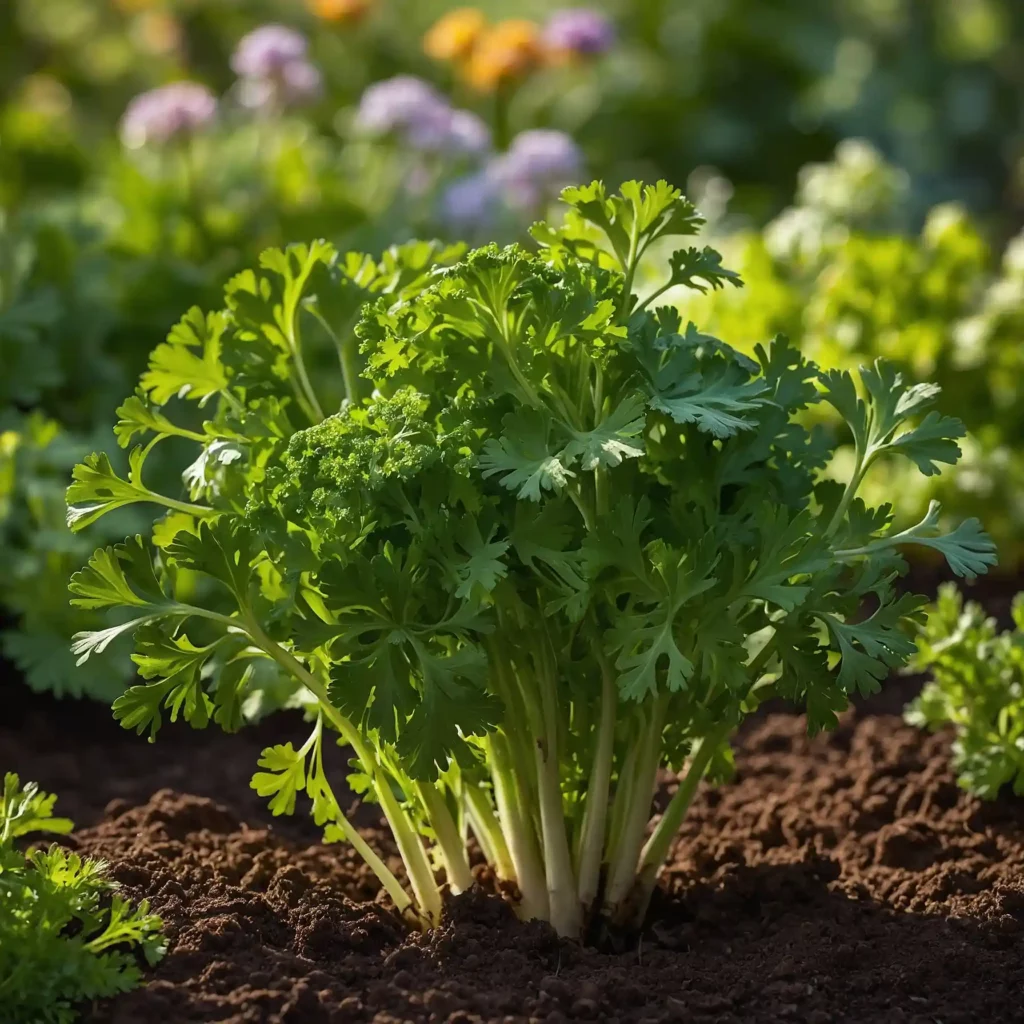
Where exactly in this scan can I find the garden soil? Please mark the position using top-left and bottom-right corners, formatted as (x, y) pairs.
(5, 676), (1024, 1024)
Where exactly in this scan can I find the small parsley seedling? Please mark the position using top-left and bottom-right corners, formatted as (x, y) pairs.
(0, 773), (165, 1023)
(907, 585), (1024, 799)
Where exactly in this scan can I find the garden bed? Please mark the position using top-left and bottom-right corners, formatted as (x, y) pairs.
(5, 677), (1024, 1024)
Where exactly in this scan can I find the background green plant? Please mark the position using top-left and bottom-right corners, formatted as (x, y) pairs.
(0, 772), (165, 1023)
(908, 585), (1024, 799)
(682, 140), (1024, 563)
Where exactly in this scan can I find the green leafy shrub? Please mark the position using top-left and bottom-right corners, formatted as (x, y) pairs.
(67, 181), (993, 937)
(907, 584), (1024, 799)
(0, 773), (165, 1024)
(0, 208), (178, 698)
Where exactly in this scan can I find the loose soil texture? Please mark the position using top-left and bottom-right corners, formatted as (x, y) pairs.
(5, 679), (1024, 1024)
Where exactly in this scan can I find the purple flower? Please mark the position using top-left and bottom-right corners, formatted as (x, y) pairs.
(280, 60), (323, 103)
(120, 82), (217, 148)
(239, 59), (323, 110)
(442, 110), (492, 156)
(356, 76), (449, 135)
(232, 25), (321, 111)
(544, 9), (616, 56)
(490, 129), (583, 209)
(441, 171), (500, 228)
(231, 24), (308, 79)
(356, 76), (491, 156)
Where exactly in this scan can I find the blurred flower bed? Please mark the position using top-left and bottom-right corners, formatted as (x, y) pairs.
(1, 0), (1023, 702)
(4, 0), (1023, 220)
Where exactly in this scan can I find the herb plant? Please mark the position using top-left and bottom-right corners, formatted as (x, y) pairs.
(0, 773), (165, 1024)
(67, 181), (995, 936)
(907, 584), (1024, 800)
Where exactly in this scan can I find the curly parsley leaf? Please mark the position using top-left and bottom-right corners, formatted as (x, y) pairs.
(1, 774), (164, 1024)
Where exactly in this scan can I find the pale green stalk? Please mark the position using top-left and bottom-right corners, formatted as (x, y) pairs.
(413, 780), (474, 894)
(241, 617), (442, 925)
(309, 718), (413, 913)
(464, 783), (516, 881)
(488, 732), (548, 921)
(575, 657), (618, 910)
(602, 695), (667, 916)
(623, 721), (731, 926)
(603, 741), (638, 865)
(532, 644), (583, 938)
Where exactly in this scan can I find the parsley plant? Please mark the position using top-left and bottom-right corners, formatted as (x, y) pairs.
(67, 182), (995, 936)
(0, 773), (165, 1023)
(907, 584), (1024, 799)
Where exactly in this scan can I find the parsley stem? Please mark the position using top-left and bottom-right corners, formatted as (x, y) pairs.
(478, 293), (543, 410)
(150, 493), (220, 520)
(412, 780), (474, 894)
(463, 783), (516, 882)
(594, 465), (609, 518)
(602, 692), (667, 917)
(282, 256), (326, 424)
(616, 642), (775, 925)
(308, 306), (362, 406)
(603, 742), (638, 865)
(241, 618), (442, 925)
(834, 517), (923, 560)
(825, 443), (870, 537)
(567, 485), (594, 531)
(484, 636), (542, 835)
(575, 649), (618, 911)
(310, 718), (414, 914)
(532, 639), (583, 937)
(218, 388), (246, 418)
(534, 728), (582, 936)
(633, 279), (675, 314)
(488, 732), (549, 921)
(627, 715), (732, 923)
(619, 218), (642, 317)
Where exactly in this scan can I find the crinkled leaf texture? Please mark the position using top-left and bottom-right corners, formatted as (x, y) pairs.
(907, 586), (1024, 800)
(0, 773), (165, 1023)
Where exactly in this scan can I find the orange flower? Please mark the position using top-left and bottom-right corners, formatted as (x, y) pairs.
(311, 0), (372, 23)
(133, 10), (182, 55)
(423, 8), (486, 62)
(464, 19), (543, 92)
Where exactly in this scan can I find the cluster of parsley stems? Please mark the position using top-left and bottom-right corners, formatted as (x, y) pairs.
(241, 541), (765, 938)
(97, 229), (780, 938)
(249, 243), (778, 937)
